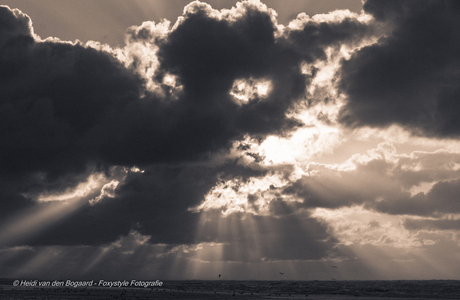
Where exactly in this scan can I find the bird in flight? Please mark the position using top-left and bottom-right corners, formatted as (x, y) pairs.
(331, 265), (338, 269)
(218, 274), (221, 278)
(279, 272), (285, 275)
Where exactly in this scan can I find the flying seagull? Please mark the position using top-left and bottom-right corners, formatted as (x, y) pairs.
(331, 265), (338, 269)
(279, 272), (285, 275)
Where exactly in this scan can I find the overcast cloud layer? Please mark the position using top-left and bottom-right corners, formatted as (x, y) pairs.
(1, 0), (460, 280)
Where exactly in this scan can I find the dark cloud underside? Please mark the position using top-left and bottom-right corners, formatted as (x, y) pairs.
(0, 2), (371, 249)
(338, 0), (460, 137)
(1, 3), (369, 177)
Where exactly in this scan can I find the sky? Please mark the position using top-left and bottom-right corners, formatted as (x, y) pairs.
(0, 0), (460, 281)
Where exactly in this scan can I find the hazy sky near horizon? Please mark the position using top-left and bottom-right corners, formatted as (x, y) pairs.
(1, 0), (460, 280)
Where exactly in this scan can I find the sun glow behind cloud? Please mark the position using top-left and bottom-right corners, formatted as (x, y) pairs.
(230, 77), (272, 105)
(35, 173), (106, 202)
(190, 173), (298, 215)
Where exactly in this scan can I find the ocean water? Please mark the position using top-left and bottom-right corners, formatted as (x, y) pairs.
(1, 279), (459, 299)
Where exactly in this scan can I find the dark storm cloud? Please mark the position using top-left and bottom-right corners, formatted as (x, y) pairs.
(0, 2), (371, 178)
(0, 2), (371, 248)
(0, 180), (32, 218)
(0, 5), (143, 179)
(338, 0), (460, 137)
(155, 2), (371, 136)
(286, 13), (372, 62)
(0, 6), (32, 48)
